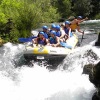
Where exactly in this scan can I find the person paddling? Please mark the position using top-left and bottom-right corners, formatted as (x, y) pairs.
(55, 25), (61, 37)
(49, 24), (56, 32)
(70, 16), (88, 34)
(47, 30), (60, 47)
(33, 32), (48, 46)
(64, 21), (73, 41)
(42, 26), (50, 39)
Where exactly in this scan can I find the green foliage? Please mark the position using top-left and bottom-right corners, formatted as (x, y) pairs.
(0, 0), (99, 44)
(42, 6), (60, 23)
(73, 0), (93, 17)
(0, 0), (59, 43)
(95, 13), (100, 19)
(55, 0), (72, 18)
(90, 0), (100, 18)
(0, 11), (6, 23)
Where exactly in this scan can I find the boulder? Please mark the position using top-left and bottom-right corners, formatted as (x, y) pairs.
(89, 61), (100, 87)
(92, 92), (99, 100)
(83, 62), (100, 100)
(82, 64), (94, 75)
(95, 32), (100, 46)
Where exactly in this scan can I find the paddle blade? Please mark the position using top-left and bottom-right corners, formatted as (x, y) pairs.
(18, 38), (31, 42)
(18, 36), (37, 42)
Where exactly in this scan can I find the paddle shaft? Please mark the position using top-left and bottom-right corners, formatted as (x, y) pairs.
(80, 31), (84, 43)
(77, 31), (84, 46)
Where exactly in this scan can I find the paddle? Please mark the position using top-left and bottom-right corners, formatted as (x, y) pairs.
(77, 31), (84, 46)
(81, 31), (84, 42)
(18, 36), (37, 42)
(60, 42), (72, 49)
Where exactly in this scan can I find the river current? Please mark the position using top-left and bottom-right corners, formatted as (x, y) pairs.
(0, 20), (100, 100)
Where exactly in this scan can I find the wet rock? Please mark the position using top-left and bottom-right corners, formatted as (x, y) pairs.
(92, 92), (99, 100)
(89, 61), (100, 87)
(95, 32), (100, 46)
(83, 64), (94, 75)
(84, 62), (100, 100)
(83, 49), (99, 60)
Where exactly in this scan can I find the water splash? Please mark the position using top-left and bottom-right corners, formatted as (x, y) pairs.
(0, 42), (100, 100)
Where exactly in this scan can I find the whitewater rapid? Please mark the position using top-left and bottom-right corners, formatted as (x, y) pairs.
(0, 42), (100, 100)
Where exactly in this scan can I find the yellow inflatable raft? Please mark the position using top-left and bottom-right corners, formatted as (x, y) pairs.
(24, 34), (78, 60)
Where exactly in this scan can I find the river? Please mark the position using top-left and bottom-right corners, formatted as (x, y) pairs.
(0, 20), (100, 100)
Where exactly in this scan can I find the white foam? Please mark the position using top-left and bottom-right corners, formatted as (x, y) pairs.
(0, 42), (100, 100)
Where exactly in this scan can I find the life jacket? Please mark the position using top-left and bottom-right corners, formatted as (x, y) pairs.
(37, 37), (47, 45)
(70, 23), (78, 31)
(64, 27), (73, 37)
(56, 31), (61, 37)
(64, 27), (69, 35)
(49, 36), (57, 44)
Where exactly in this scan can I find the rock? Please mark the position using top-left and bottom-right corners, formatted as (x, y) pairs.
(92, 92), (100, 100)
(85, 61), (100, 100)
(83, 62), (100, 99)
(83, 64), (94, 75)
(95, 32), (100, 46)
(89, 61), (100, 88)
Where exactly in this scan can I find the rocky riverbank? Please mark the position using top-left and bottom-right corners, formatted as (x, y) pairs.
(83, 61), (100, 100)
(82, 33), (100, 100)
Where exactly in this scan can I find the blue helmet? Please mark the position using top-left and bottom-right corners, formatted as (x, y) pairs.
(50, 30), (56, 36)
(56, 25), (60, 30)
(42, 26), (48, 30)
(65, 21), (70, 25)
(51, 24), (56, 28)
(77, 16), (82, 19)
(39, 31), (44, 36)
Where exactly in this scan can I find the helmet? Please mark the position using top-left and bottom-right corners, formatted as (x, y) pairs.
(42, 26), (48, 30)
(39, 31), (44, 36)
(77, 16), (82, 19)
(51, 24), (56, 28)
(65, 21), (70, 25)
(56, 25), (60, 30)
(50, 30), (56, 36)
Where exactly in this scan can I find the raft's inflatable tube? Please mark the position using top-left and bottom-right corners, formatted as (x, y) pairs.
(24, 34), (78, 60)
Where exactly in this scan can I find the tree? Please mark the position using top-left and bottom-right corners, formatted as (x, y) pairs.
(73, 0), (93, 17)
(0, 0), (60, 42)
(90, 0), (100, 18)
(55, 0), (72, 19)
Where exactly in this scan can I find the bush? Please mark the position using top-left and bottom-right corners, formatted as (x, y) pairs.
(0, 0), (60, 43)
(95, 13), (100, 19)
